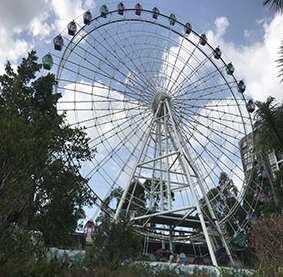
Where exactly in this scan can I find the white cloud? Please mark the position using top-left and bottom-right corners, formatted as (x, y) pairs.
(50, 0), (85, 33)
(214, 17), (229, 39)
(29, 11), (55, 38)
(0, 0), (52, 71)
(0, 0), (98, 73)
(0, 28), (31, 71)
(206, 14), (283, 103)
(1, 2), (283, 218)
(84, 0), (96, 10)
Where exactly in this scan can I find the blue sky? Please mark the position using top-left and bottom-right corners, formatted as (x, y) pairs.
(0, 0), (282, 223)
(0, 0), (281, 103)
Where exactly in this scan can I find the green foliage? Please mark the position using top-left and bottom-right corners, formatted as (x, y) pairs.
(143, 178), (175, 211)
(262, 1), (283, 82)
(201, 172), (241, 238)
(277, 39), (283, 83)
(124, 179), (147, 214)
(0, 50), (97, 274)
(63, 266), (138, 277)
(254, 97), (283, 210)
(90, 215), (142, 269)
(255, 97), (283, 152)
(250, 214), (283, 277)
(263, 0), (283, 13)
(0, 226), (63, 277)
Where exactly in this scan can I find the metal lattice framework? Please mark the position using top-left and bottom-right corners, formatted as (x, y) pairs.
(45, 3), (258, 267)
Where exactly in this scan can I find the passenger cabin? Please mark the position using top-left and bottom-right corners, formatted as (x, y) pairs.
(169, 13), (177, 25)
(226, 62), (234, 75)
(199, 34), (207, 46)
(184, 22), (192, 35)
(53, 35), (63, 51)
(193, 256), (204, 265)
(100, 5), (109, 18)
(254, 188), (266, 205)
(84, 220), (95, 243)
(67, 20), (77, 36)
(257, 165), (267, 181)
(213, 46), (222, 59)
(135, 3), (142, 16)
(83, 11), (92, 25)
(215, 247), (229, 267)
(233, 231), (246, 249)
(247, 99), (255, 113)
(42, 53), (53, 70)
(117, 2), (125, 15)
(152, 7), (160, 19)
(237, 80), (246, 93)
(246, 209), (257, 227)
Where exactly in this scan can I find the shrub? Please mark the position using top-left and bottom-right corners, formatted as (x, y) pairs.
(250, 214), (283, 277)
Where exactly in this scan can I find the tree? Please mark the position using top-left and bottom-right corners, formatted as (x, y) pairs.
(255, 97), (283, 151)
(98, 180), (148, 225)
(0, 225), (63, 277)
(250, 214), (283, 277)
(0, 51), (97, 247)
(201, 172), (241, 237)
(91, 215), (142, 269)
(254, 97), (283, 208)
(263, 0), (283, 13)
(143, 178), (175, 212)
(262, 1), (283, 82)
(277, 39), (283, 82)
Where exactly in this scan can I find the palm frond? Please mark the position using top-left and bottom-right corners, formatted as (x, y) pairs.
(276, 39), (283, 82)
(263, 0), (283, 12)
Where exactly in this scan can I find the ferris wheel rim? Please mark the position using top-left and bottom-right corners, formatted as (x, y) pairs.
(48, 4), (257, 248)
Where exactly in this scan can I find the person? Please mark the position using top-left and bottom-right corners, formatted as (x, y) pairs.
(176, 254), (180, 263)
(169, 253), (174, 263)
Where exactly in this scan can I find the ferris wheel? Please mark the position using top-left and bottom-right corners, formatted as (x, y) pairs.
(42, 2), (260, 267)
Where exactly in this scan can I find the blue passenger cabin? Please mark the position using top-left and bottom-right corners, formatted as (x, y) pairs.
(117, 2), (125, 15)
(213, 46), (222, 59)
(67, 20), (77, 36)
(83, 11), (92, 25)
(199, 34), (207, 46)
(237, 80), (246, 93)
(184, 22), (192, 35)
(152, 7), (160, 19)
(247, 99), (255, 113)
(53, 35), (63, 51)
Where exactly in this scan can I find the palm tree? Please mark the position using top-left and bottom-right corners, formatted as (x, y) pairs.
(263, 0), (283, 12)
(254, 96), (283, 207)
(276, 39), (283, 82)
(255, 96), (283, 151)
(263, 1), (283, 81)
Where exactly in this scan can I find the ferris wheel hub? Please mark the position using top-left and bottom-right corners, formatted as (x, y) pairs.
(52, 5), (254, 268)
(152, 92), (172, 114)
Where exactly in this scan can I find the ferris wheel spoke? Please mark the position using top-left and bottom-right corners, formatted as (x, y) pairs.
(60, 35), (155, 104)
(169, 50), (214, 96)
(90, 128), (144, 179)
(181, 126), (243, 178)
(175, 66), (229, 100)
(89, 21), (170, 98)
(177, 80), (236, 100)
(49, 6), (256, 267)
(180, 112), (246, 150)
